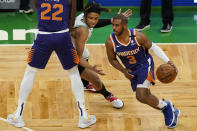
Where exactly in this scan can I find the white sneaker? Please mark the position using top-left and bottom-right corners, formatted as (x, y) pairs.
(7, 114), (25, 127)
(106, 94), (124, 109)
(111, 99), (124, 109)
(78, 115), (96, 128)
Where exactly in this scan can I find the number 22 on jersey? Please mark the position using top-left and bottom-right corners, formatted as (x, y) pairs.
(41, 3), (63, 21)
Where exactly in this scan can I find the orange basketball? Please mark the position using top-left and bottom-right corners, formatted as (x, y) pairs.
(156, 64), (177, 84)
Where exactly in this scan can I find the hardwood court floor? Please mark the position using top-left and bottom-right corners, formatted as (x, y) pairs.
(0, 44), (197, 131)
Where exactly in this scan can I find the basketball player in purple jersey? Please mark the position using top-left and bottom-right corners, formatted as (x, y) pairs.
(105, 14), (180, 128)
(7, 0), (96, 129)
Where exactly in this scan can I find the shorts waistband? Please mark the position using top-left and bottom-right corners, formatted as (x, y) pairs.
(38, 29), (69, 34)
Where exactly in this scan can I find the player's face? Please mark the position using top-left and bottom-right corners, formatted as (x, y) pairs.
(112, 19), (124, 36)
(86, 12), (100, 28)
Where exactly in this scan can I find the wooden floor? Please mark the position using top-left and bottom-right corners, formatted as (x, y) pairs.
(0, 44), (197, 131)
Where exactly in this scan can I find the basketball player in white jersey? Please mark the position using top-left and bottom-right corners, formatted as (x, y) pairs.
(70, 1), (132, 109)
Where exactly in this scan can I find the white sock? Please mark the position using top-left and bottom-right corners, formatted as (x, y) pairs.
(68, 66), (88, 118)
(157, 99), (167, 109)
(15, 65), (38, 117)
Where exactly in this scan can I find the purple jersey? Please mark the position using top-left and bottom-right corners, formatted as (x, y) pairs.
(36, 0), (70, 32)
(110, 29), (155, 91)
(27, 0), (78, 70)
(110, 29), (152, 70)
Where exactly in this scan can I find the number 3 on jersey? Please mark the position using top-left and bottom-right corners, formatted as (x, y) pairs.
(127, 56), (136, 64)
(41, 3), (63, 21)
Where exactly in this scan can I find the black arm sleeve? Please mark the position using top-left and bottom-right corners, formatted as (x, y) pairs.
(94, 19), (111, 28)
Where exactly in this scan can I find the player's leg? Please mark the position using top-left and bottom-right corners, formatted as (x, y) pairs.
(135, 74), (179, 128)
(7, 34), (53, 127)
(55, 32), (96, 128)
(67, 66), (96, 128)
(136, 87), (165, 108)
(7, 65), (39, 127)
(136, 86), (178, 128)
(135, 57), (179, 128)
(78, 64), (96, 92)
(80, 68), (124, 109)
(81, 78), (92, 90)
(132, 59), (161, 110)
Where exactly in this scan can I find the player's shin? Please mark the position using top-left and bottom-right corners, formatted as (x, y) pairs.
(97, 84), (112, 98)
(68, 66), (88, 118)
(15, 65), (38, 117)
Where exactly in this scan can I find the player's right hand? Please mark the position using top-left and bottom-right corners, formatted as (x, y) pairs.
(123, 69), (134, 80)
(167, 61), (178, 74)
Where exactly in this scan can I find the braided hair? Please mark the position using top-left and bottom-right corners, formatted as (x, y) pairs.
(84, 1), (110, 17)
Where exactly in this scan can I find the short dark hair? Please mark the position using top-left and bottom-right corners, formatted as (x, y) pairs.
(113, 14), (128, 24)
(84, 1), (110, 17)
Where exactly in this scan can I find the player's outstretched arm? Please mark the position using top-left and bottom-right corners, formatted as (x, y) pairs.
(74, 27), (105, 75)
(105, 36), (134, 80)
(95, 9), (132, 28)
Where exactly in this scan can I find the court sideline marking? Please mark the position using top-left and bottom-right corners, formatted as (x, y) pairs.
(0, 117), (34, 131)
(0, 43), (197, 46)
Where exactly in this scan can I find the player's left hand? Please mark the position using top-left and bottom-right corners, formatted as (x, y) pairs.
(92, 65), (106, 75)
(118, 8), (132, 19)
(111, 9), (132, 23)
(167, 61), (178, 74)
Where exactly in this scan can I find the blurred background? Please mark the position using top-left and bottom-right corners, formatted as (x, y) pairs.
(0, 0), (197, 44)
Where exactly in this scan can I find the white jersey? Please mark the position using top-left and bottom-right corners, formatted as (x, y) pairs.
(72, 13), (93, 60)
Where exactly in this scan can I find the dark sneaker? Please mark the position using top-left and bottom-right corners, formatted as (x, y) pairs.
(19, 8), (34, 14)
(135, 22), (150, 31)
(162, 100), (175, 127)
(161, 24), (172, 33)
(168, 106), (180, 128)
